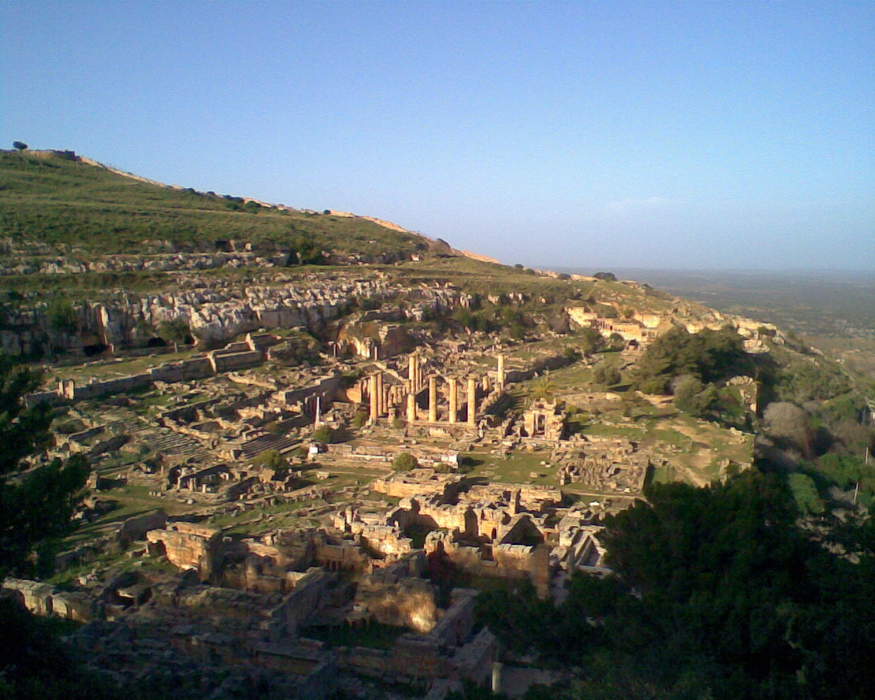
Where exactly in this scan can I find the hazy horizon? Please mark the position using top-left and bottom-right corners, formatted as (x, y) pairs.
(554, 266), (875, 277)
(3, 1), (873, 271)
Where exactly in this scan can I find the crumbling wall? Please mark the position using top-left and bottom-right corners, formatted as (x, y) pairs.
(427, 533), (551, 598)
(429, 588), (477, 647)
(146, 522), (221, 580)
(273, 568), (335, 637)
(117, 509), (167, 547)
(371, 469), (461, 500)
(354, 576), (438, 633)
(208, 349), (263, 372)
(2, 578), (94, 621)
(73, 373), (152, 400)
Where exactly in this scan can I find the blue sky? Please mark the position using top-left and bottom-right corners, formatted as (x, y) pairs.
(2, 1), (873, 270)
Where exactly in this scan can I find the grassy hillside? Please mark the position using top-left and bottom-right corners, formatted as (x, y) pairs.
(0, 150), (425, 257)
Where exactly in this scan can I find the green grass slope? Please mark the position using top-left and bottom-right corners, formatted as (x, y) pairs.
(0, 150), (425, 257)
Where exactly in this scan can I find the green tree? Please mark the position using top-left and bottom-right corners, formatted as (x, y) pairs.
(287, 233), (325, 265)
(393, 452), (418, 471)
(577, 327), (605, 355)
(672, 374), (723, 418)
(764, 401), (812, 457)
(475, 473), (875, 698)
(12, 141), (27, 151)
(252, 449), (287, 471)
(46, 297), (77, 335)
(593, 362), (621, 387)
(0, 594), (121, 699)
(312, 424), (335, 443)
(157, 318), (191, 351)
(633, 326), (751, 390)
(593, 473), (861, 697)
(788, 472), (825, 514)
(0, 355), (89, 579)
(530, 377), (557, 401)
(607, 331), (626, 350)
(352, 409), (369, 428)
(594, 271), (617, 281)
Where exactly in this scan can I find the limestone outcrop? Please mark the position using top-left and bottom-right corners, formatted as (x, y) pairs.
(1, 275), (466, 356)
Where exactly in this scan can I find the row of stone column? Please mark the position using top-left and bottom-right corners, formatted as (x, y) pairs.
(408, 354), (426, 393)
(409, 352), (504, 393)
(367, 371), (479, 426)
(424, 375), (477, 426)
(367, 353), (506, 425)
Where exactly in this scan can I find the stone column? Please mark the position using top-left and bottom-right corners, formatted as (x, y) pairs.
(492, 662), (503, 694)
(497, 354), (505, 389)
(448, 378), (457, 424)
(60, 379), (76, 400)
(467, 377), (477, 426)
(408, 354), (417, 391)
(407, 392), (416, 422)
(369, 374), (379, 422)
(376, 372), (384, 416)
(428, 376), (438, 423)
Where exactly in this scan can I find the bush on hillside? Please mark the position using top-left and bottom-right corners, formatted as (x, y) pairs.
(157, 318), (191, 349)
(312, 425), (335, 443)
(252, 449), (286, 471)
(577, 327), (605, 355)
(286, 233), (325, 265)
(47, 297), (77, 334)
(392, 452), (418, 471)
(593, 362), (621, 387)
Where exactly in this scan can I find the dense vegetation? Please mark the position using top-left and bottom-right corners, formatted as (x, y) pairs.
(476, 473), (875, 699)
(0, 355), (89, 579)
(630, 327), (755, 429)
(632, 327), (873, 491)
(756, 348), (875, 511)
(0, 355), (101, 698)
(632, 326), (753, 394)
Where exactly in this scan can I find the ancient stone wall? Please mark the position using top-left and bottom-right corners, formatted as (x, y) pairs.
(117, 509), (167, 547)
(149, 356), (214, 382)
(354, 576), (438, 633)
(427, 533), (551, 598)
(209, 349), (263, 372)
(146, 522), (221, 580)
(26, 349), (245, 407)
(272, 568), (336, 637)
(2, 578), (95, 622)
(371, 469), (461, 500)
(73, 372), (152, 400)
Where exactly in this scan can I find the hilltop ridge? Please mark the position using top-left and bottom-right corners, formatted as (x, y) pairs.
(0, 149), (431, 260)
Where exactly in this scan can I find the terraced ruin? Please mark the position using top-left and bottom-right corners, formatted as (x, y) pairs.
(3, 150), (871, 699)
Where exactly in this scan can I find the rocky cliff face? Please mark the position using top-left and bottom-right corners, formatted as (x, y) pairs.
(0, 274), (467, 357)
